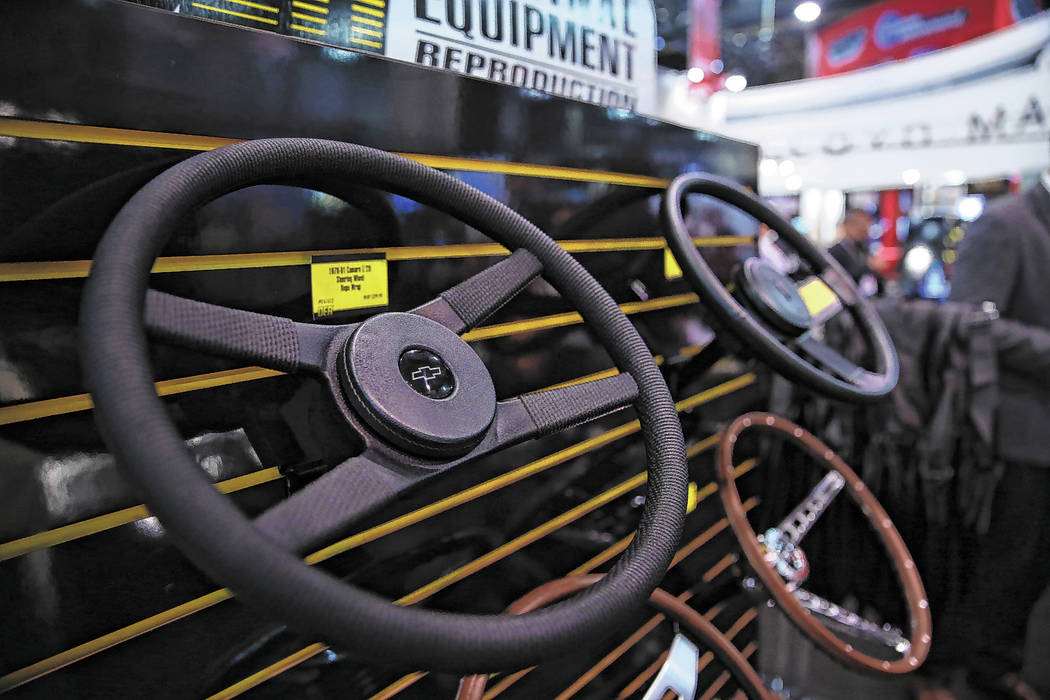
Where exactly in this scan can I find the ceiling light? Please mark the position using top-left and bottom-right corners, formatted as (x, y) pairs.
(724, 74), (748, 92)
(687, 67), (705, 83)
(785, 174), (803, 191)
(760, 158), (779, 177)
(944, 169), (967, 186)
(779, 159), (796, 176)
(955, 195), (984, 221)
(903, 245), (934, 277)
(794, 2), (822, 23)
(902, 168), (921, 185)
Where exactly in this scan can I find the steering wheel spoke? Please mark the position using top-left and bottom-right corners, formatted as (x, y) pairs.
(514, 371), (639, 438)
(793, 588), (912, 656)
(776, 470), (845, 545)
(253, 451), (427, 554)
(818, 266), (862, 308)
(145, 290), (342, 374)
(462, 371), (639, 463)
(410, 248), (543, 333)
(793, 334), (884, 392)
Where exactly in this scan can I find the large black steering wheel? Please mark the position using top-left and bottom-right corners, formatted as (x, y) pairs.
(662, 173), (898, 402)
(79, 138), (688, 672)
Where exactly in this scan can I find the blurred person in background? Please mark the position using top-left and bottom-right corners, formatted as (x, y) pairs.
(949, 160), (1050, 700)
(829, 207), (882, 296)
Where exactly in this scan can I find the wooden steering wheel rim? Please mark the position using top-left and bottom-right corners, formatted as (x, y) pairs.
(716, 412), (931, 674)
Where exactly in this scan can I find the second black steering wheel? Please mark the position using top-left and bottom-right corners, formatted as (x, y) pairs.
(662, 173), (898, 402)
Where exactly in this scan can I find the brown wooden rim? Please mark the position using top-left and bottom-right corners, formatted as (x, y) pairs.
(716, 412), (932, 675)
(455, 574), (774, 700)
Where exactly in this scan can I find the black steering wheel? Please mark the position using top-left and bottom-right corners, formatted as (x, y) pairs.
(662, 173), (898, 402)
(79, 138), (688, 673)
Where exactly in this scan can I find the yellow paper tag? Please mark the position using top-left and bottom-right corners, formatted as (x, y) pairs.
(686, 482), (699, 514)
(797, 277), (838, 316)
(664, 246), (683, 280)
(311, 254), (388, 319)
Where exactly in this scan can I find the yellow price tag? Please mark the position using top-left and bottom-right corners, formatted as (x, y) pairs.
(664, 246), (683, 280)
(311, 254), (389, 319)
(797, 277), (838, 316)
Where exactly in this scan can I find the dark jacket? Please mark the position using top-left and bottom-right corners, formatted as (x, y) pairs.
(829, 237), (872, 282)
(949, 182), (1050, 466)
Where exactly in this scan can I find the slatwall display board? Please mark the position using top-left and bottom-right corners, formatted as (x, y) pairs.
(0, 2), (768, 697)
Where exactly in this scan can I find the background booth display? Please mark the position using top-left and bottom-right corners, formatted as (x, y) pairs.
(0, 2), (929, 699)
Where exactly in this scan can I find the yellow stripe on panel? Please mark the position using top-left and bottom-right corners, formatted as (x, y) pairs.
(191, 2), (278, 24)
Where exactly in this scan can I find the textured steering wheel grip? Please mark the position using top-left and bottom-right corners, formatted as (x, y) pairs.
(661, 172), (898, 402)
(79, 138), (689, 673)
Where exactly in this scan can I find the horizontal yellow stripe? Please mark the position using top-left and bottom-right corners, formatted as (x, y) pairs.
(701, 552), (737, 582)
(291, 12), (327, 24)
(206, 644), (328, 700)
(223, 0), (278, 13)
(0, 118), (240, 150)
(290, 23), (326, 35)
(404, 155), (668, 188)
(397, 471), (649, 606)
(351, 3), (384, 17)
(0, 468), (282, 561)
(0, 119), (673, 191)
(356, 0), (385, 6)
(352, 25), (382, 37)
(370, 671), (427, 700)
(349, 36), (383, 48)
(0, 367), (282, 426)
(0, 237), (750, 282)
(191, 2), (277, 24)
(292, 0), (328, 14)
(461, 292), (699, 342)
(352, 14), (384, 27)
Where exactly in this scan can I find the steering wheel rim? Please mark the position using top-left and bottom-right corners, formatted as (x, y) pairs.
(455, 574), (775, 700)
(662, 173), (898, 402)
(716, 412), (931, 674)
(80, 138), (688, 673)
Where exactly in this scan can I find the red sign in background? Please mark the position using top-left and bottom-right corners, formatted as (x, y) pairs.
(809, 0), (1018, 77)
(688, 0), (723, 93)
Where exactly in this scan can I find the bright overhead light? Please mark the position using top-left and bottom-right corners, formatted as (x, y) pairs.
(955, 195), (984, 221)
(902, 168), (921, 185)
(778, 159), (796, 176)
(724, 74), (748, 92)
(794, 2), (822, 22)
(903, 245), (934, 277)
(759, 158), (779, 176)
(944, 169), (967, 186)
(687, 67), (705, 83)
(785, 174), (803, 191)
